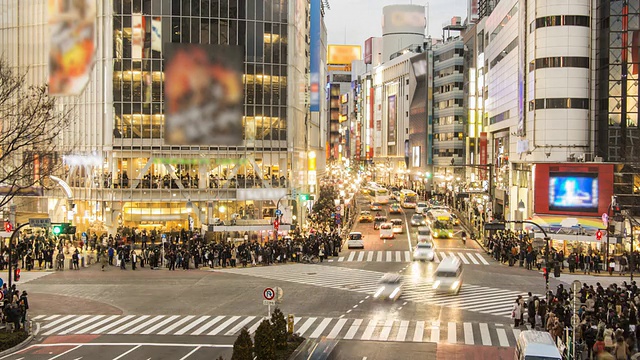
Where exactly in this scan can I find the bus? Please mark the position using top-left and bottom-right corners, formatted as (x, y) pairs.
(399, 190), (418, 209)
(431, 219), (454, 239)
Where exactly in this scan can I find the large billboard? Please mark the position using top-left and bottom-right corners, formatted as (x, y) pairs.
(534, 163), (614, 216)
(309, 0), (321, 112)
(164, 44), (243, 146)
(327, 45), (361, 65)
(388, 95), (397, 144)
(48, 0), (96, 95)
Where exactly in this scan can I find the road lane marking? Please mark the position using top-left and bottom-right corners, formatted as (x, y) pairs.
(107, 315), (150, 335)
(338, 257), (345, 262)
(413, 321), (425, 342)
(193, 316), (225, 336)
(224, 316), (256, 336)
(357, 252), (365, 262)
(379, 319), (394, 341)
(467, 253), (480, 265)
(141, 315), (180, 335)
(348, 252), (356, 261)
(158, 315), (195, 335)
(327, 318), (348, 339)
(386, 251), (392, 262)
(91, 315), (135, 334)
(361, 319), (378, 341)
(512, 328), (521, 341)
(297, 317), (318, 336)
(475, 253), (490, 265)
(124, 315), (165, 335)
(178, 346), (201, 360)
(43, 315), (91, 336)
(395, 251), (402, 262)
(112, 345), (141, 360)
(174, 316), (210, 335)
(396, 320), (409, 342)
(433, 252), (440, 262)
(430, 321), (440, 343)
(47, 345), (81, 360)
(344, 319), (362, 340)
(75, 315), (120, 334)
(479, 323), (492, 346)
(32, 315), (45, 320)
(208, 316), (241, 336)
(439, 252), (448, 260)
(464, 322), (474, 345)
(60, 315), (105, 335)
(43, 315), (61, 322)
(457, 252), (470, 264)
(376, 251), (383, 262)
(367, 251), (374, 262)
(497, 328), (509, 347)
(447, 322), (456, 343)
(309, 318), (332, 339)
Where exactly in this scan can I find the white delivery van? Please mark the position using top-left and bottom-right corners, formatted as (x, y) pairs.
(515, 330), (562, 360)
(379, 222), (395, 239)
(432, 256), (463, 294)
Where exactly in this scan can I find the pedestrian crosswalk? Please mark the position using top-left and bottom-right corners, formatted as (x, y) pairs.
(219, 264), (528, 318)
(332, 250), (491, 265)
(32, 313), (521, 347)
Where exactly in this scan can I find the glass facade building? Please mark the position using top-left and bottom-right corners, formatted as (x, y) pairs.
(0, 0), (311, 235)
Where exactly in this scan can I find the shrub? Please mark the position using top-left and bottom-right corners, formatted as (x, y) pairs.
(270, 308), (288, 350)
(253, 319), (276, 360)
(231, 327), (253, 360)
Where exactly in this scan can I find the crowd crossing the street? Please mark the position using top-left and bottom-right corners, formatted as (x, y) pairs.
(512, 281), (640, 360)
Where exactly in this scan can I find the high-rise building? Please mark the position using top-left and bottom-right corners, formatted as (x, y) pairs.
(0, 0), (318, 236)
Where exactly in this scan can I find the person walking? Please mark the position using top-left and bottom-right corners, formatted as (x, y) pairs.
(131, 251), (137, 270)
(119, 250), (126, 270)
(100, 249), (108, 271)
(511, 298), (523, 327)
(108, 246), (114, 266)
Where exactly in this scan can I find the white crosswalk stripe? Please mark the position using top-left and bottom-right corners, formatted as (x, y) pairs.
(218, 264), (527, 318)
(334, 250), (492, 265)
(35, 314), (520, 347)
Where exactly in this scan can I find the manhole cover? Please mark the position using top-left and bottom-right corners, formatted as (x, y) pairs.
(344, 285), (359, 289)
(306, 273), (317, 275)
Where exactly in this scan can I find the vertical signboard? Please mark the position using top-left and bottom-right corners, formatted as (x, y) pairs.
(368, 86), (375, 159)
(388, 95), (397, 144)
(48, 0), (96, 95)
(364, 37), (373, 64)
(479, 132), (488, 180)
(310, 0), (321, 112)
(151, 17), (162, 53)
(516, 2), (526, 136)
(131, 14), (145, 61)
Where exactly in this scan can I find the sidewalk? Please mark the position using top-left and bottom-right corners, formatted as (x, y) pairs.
(453, 209), (489, 252)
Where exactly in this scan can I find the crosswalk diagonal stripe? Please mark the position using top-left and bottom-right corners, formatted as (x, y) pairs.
(376, 252), (383, 262)
(327, 318), (348, 339)
(158, 315), (194, 335)
(123, 315), (165, 335)
(208, 316), (241, 336)
(44, 315), (61, 322)
(467, 253), (480, 265)
(174, 316), (210, 335)
(457, 253), (470, 264)
(475, 253), (490, 265)
(347, 252), (356, 261)
(41, 315), (75, 329)
(192, 316), (225, 336)
(512, 328), (521, 341)
(367, 251), (374, 262)
(107, 315), (150, 335)
(32, 315), (45, 321)
(447, 322), (456, 343)
(225, 316), (257, 336)
(91, 315), (135, 334)
(357, 252), (365, 262)
(309, 318), (332, 339)
(141, 315), (180, 335)
(60, 315), (105, 335)
(43, 315), (92, 336)
(396, 320), (409, 342)
(479, 323), (492, 346)
(404, 251), (411, 262)
(361, 319), (378, 341)
(378, 319), (394, 341)
(413, 321), (425, 342)
(430, 321), (440, 343)
(497, 327), (510, 347)
(344, 319), (362, 340)
(297, 318), (317, 336)
(464, 322), (474, 345)
(76, 315), (120, 334)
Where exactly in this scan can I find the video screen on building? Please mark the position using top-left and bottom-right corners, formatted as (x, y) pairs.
(548, 173), (598, 212)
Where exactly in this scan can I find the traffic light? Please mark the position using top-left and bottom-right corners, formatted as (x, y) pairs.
(14, 268), (20, 282)
(425, 172), (432, 178)
(51, 223), (76, 235)
(595, 230), (602, 241)
(4, 221), (12, 232)
(299, 194), (309, 201)
(52, 224), (63, 235)
(543, 267), (549, 282)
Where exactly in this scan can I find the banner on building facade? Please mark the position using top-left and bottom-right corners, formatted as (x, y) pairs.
(151, 17), (162, 53)
(131, 14), (145, 60)
(310, 0), (321, 112)
(388, 95), (397, 144)
(164, 44), (243, 146)
(48, 0), (96, 96)
(479, 132), (488, 180)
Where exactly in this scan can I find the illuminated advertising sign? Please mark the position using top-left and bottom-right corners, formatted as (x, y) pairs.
(164, 44), (243, 145)
(388, 95), (397, 143)
(328, 45), (362, 65)
(48, 0), (96, 95)
(310, 0), (321, 112)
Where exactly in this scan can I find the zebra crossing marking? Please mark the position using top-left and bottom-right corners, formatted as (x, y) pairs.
(34, 314), (521, 347)
(334, 250), (491, 265)
(77, 315), (119, 334)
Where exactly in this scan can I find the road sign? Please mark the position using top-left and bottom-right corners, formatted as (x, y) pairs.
(29, 218), (51, 228)
(336, 206), (341, 211)
(275, 287), (284, 301)
(0, 292), (4, 302)
(263, 300), (276, 306)
(264, 287), (275, 301)
(275, 209), (282, 216)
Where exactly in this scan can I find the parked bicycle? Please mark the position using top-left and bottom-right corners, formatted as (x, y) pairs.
(301, 254), (319, 264)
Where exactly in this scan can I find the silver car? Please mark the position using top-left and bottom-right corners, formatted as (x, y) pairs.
(373, 273), (403, 301)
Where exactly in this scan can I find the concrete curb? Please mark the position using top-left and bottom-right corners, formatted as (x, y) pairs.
(0, 321), (36, 358)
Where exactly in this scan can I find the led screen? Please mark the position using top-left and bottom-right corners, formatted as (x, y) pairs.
(548, 173), (598, 212)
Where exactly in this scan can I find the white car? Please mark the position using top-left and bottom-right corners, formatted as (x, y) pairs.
(432, 257), (463, 295)
(391, 219), (404, 234)
(416, 226), (433, 243)
(373, 273), (403, 301)
(379, 222), (395, 239)
(413, 241), (435, 261)
(347, 232), (364, 249)
(415, 202), (428, 214)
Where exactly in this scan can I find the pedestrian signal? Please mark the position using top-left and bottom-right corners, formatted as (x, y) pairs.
(595, 230), (602, 241)
(3, 221), (11, 232)
(14, 268), (20, 282)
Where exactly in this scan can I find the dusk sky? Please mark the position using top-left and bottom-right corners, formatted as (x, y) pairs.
(324, 0), (469, 48)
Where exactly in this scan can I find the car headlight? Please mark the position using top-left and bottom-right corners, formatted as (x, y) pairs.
(449, 232), (454, 237)
(390, 287), (401, 299)
(451, 280), (460, 290)
(432, 280), (441, 289)
(373, 287), (385, 298)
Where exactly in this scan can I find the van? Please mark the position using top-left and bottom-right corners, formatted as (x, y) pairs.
(515, 330), (562, 360)
(432, 256), (463, 294)
(379, 222), (395, 239)
(347, 232), (364, 249)
(416, 227), (433, 243)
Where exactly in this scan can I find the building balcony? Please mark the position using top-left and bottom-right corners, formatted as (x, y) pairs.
(433, 139), (465, 150)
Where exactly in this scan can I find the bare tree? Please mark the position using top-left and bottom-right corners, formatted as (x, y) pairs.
(0, 58), (71, 209)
